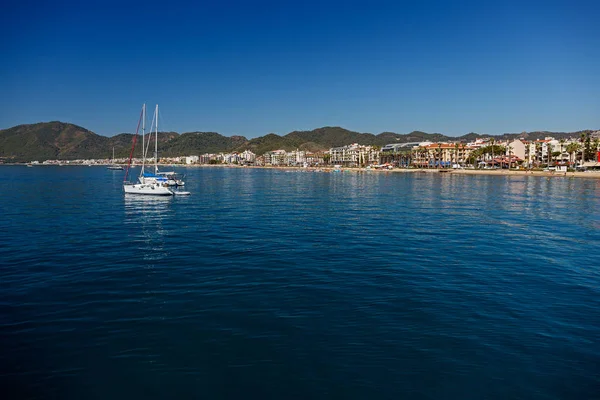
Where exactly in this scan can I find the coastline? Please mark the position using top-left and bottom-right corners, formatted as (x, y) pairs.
(185, 164), (600, 179)
(401, 168), (600, 179)
(5, 163), (600, 179)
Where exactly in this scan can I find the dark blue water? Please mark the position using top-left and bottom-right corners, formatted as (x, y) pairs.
(1, 166), (599, 399)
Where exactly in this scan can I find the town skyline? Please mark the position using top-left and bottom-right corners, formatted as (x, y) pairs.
(3, 119), (598, 164)
(13, 131), (600, 169)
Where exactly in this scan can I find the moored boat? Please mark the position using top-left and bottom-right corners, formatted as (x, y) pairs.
(123, 181), (173, 195)
(155, 171), (185, 186)
(107, 147), (123, 170)
(123, 104), (174, 196)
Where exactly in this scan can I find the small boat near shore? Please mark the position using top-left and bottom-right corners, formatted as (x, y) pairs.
(107, 147), (123, 170)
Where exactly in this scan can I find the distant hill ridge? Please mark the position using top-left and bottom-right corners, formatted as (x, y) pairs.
(0, 121), (595, 162)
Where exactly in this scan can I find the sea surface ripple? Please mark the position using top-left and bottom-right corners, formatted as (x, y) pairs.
(1, 166), (599, 399)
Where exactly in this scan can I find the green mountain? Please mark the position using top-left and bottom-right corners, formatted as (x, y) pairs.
(0, 121), (594, 162)
(284, 127), (378, 148)
(162, 132), (248, 155)
(0, 122), (105, 162)
(239, 133), (299, 155)
(241, 127), (454, 153)
(0, 123), (240, 162)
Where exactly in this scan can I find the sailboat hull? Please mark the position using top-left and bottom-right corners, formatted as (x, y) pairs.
(123, 182), (173, 196)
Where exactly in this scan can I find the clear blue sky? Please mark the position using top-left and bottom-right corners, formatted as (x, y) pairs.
(1, 0), (598, 138)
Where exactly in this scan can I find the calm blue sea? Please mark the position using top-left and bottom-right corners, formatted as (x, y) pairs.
(1, 166), (599, 399)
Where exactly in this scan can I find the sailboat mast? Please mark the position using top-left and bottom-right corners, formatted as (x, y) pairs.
(141, 104), (146, 176)
(155, 104), (159, 174)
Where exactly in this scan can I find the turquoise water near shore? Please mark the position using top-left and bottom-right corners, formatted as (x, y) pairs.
(1, 166), (599, 399)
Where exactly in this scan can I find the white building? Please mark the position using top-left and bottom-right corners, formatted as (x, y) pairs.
(223, 153), (240, 164)
(264, 150), (287, 165)
(240, 150), (256, 163)
(185, 155), (199, 165)
(329, 143), (379, 166)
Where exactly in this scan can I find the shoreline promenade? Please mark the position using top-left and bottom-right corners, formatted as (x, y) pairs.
(5, 163), (600, 179)
(187, 164), (600, 179)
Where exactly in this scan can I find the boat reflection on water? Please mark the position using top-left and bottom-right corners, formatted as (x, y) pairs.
(124, 193), (173, 221)
(124, 192), (173, 208)
(124, 194), (172, 261)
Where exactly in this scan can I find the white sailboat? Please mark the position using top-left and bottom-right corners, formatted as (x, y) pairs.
(107, 147), (123, 170)
(123, 104), (173, 196)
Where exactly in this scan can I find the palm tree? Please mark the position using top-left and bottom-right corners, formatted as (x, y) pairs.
(402, 151), (412, 168)
(454, 143), (459, 167)
(437, 143), (442, 168)
(581, 132), (589, 162)
(546, 143), (553, 167)
(566, 142), (580, 167)
(585, 133), (593, 162)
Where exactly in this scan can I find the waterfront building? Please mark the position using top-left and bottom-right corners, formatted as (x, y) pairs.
(240, 150), (256, 163)
(199, 154), (216, 164)
(508, 137), (580, 168)
(411, 142), (474, 167)
(264, 150), (287, 166)
(304, 152), (325, 166)
(529, 138), (553, 167)
(186, 155), (199, 165)
(329, 144), (379, 167)
(284, 150), (306, 166)
(507, 139), (529, 165)
(223, 153), (240, 164)
(380, 143), (417, 166)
